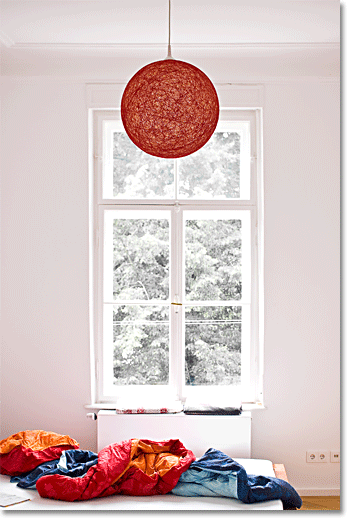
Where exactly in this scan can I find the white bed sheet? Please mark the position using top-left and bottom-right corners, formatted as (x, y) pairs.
(0, 458), (283, 510)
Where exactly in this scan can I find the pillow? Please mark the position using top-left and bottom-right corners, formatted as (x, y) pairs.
(0, 430), (79, 476)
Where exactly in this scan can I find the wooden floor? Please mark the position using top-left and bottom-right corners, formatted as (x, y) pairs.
(299, 496), (340, 511)
(272, 465), (340, 510)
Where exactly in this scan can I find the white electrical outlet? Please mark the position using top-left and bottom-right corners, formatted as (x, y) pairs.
(306, 451), (318, 463)
(330, 451), (340, 463)
(318, 451), (329, 462)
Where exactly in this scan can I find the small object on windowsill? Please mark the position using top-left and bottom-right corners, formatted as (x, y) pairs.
(115, 397), (183, 415)
(0, 492), (30, 507)
(183, 397), (242, 415)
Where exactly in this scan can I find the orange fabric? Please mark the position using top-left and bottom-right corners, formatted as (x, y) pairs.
(111, 439), (181, 485)
(0, 430), (79, 455)
(130, 451), (180, 478)
(131, 440), (181, 478)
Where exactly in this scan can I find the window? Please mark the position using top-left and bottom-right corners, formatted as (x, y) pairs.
(91, 109), (263, 405)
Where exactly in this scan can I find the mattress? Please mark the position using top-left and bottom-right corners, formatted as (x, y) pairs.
(0, 458), (283, 510)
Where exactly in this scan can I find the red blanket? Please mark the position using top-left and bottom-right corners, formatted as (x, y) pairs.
(36, 438), (195, 501)
(0, 430), (79, 476)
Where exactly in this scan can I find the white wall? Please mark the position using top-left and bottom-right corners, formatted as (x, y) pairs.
(0, 79), (95, 450)
(0, 75), (340, 494)
(254, 80), (340, 493)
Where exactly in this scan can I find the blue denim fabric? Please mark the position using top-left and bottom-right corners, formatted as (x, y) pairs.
(171, 448), (302, 509)
(10, 449), (98, 489)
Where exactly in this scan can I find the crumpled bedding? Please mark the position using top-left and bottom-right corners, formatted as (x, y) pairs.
(10, 449), (98, 489)
(171, 448), (302, 510)
(36, 438), (195, 501)
(1, 431), (302, 509)
(0, 430), (79, 476)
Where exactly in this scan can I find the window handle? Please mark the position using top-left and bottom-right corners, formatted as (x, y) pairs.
(171, 295), (182, 313)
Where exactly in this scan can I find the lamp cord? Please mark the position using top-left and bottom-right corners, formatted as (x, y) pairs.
(166, 0), (173, 59)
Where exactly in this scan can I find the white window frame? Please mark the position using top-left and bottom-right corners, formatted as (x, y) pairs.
(90, 108), (264, 406)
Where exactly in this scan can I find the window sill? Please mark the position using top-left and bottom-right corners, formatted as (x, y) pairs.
(85, 402), (266, 411)
(242, 403), (266, 411)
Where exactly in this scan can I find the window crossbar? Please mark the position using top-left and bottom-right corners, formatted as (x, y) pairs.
(113, 319), (242, 325)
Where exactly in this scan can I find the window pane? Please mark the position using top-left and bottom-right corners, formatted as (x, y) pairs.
(112, 217), (170, 300)
(185, 218), (242, 301)
(178, 132), (241, 199)
(185, 306), (242, 386)
(112, 133), (174, 198)
(112, 305), (169, 385)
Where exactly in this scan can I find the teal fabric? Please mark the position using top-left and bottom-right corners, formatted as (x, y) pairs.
(173, 467), (238, 498)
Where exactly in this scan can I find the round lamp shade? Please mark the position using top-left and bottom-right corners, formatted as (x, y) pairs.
(121, 59), (219, 159)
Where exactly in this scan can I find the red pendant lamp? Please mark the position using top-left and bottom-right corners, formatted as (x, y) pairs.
(121, 1), (219, 159)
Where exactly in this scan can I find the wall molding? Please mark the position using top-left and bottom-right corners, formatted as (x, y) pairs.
(1, 39), (340, 52)
(1, 76), (339, 85)
(297, 488), (340, 497)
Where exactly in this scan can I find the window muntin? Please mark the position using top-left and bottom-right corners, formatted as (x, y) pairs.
(94, 110), (261, 404)
(102, 120), (250, 201)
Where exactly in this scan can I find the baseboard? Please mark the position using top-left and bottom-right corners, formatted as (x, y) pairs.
(298, 488), (340, 497)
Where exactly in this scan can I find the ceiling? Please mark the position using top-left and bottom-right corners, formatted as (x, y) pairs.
(0, 0), (340, 79)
